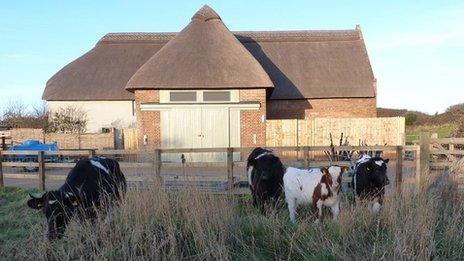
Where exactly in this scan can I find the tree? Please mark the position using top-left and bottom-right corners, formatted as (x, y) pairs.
(405, 112), (418, 126)
(0, 100), (49, 129)
(47, 106), (87, 133)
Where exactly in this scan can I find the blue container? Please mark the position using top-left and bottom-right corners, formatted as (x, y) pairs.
(8, 139), (59, 162)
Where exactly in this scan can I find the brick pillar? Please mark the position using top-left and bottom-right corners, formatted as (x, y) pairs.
(239, 89), (267, 147)
(134, 90), (161, 148)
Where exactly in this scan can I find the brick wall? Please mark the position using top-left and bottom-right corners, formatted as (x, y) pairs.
(267, 97), (377, 119)
(239, 89), (267, 147)
(134, 90), (160, 148)
(8, 128), (114, 149)
(10, 129), (43, 144)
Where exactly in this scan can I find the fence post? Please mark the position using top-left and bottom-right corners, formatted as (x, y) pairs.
(38, 151), (45, 191)
(419, 132), (430, 190)
(88, 149), (95, 158)
(0, 151), (3, 187)
(396, 146), (403, 194)
(154, 149), (161, 181)
(415, 146), (421, 189)
(303, 146), (310, 169)
(227, 148), (234, 191)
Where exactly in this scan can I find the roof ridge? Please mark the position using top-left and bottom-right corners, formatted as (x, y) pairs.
(99, 29), (360, 44)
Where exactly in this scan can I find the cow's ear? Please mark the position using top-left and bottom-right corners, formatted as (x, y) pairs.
(384, 158), (390, 164)
(64, 192), (79, 207)
(341, 166), (349, 174)
(27, 192), (46, 210)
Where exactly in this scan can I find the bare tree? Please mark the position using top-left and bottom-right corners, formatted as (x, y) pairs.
(47, 106), (87, 133)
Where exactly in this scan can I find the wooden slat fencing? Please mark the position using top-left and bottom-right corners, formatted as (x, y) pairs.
(266, 117), (405, 147)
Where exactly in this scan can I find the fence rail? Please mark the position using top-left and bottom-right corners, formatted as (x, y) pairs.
(0, 145), (422, 193)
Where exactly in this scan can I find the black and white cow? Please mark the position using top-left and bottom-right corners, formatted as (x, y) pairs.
(352, 155), (390, 213)
(27, 157), (126, 240)
(246, 147), (286, 208)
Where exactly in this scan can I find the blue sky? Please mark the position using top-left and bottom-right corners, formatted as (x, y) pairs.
(1, 0), (463, 114)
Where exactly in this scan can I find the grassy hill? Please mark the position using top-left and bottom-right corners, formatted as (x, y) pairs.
(378, 103), (464, 140)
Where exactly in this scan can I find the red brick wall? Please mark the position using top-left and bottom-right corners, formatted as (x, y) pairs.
(240, 89), (267, 147)
(267, 97), (377, 119)
(134, 90), (160, 148)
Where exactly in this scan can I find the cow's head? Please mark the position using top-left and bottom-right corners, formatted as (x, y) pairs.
(367, 157), (390, 187)
(27, 191), (78, 240)
(322, 166), (349, 193)
(250, 154), (285, 182)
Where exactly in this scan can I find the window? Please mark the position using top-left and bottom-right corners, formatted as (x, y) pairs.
(169, 91), (197, 102)
(161, 90), (237, 103)
(203, 91), (231, 102)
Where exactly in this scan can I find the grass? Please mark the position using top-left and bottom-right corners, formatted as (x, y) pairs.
(405, 123), (457, 143)
(0, 187), (43, 260)
(1, 172), (464, 260)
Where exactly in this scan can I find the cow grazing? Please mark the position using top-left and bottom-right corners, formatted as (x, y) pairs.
(284, 166), (348, 223)
(352, 155), (390, 213)
(27, 157), (126, 240)
(246, 147), (286, 208)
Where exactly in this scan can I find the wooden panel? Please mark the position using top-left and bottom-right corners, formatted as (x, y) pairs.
(123, 128), (138, 150)
(200, 107), (229, 162)
(266, 117), (405, 148)
(161, 108), (202, 162)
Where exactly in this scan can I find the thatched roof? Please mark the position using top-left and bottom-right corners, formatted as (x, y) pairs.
(125, 5), (273, 90)
(43, 7), (375, 101)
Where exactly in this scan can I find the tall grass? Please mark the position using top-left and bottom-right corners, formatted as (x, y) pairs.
(17, 172), (462, 260)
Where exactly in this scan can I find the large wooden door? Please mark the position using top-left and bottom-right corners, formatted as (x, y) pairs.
(161, 106), (240, 162)
(161, 108), (202, 162)
(201, 107), (229, 162)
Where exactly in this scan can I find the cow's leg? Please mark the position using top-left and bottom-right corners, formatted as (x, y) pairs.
(314, 200), (323, 224)
(287, 197), (297, 223)
(252, 194), (258, 208)
(331, 201), (340, 220)
(371, 197), (382, 213)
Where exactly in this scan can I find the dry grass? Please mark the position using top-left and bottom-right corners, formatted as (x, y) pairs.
(3, 164), (464, 260)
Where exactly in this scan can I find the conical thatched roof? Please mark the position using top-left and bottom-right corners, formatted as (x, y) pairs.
(126, 5), (273, 90)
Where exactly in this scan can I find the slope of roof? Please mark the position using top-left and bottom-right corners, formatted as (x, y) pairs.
(43, 8), (375, 101)
(125, 5), (273, 90)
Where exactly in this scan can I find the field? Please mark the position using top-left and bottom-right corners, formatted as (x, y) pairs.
(1, 172), (464, 260)
(405, 124), (457, 144)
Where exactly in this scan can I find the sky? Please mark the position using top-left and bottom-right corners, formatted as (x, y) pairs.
(1, 0), (463, 114)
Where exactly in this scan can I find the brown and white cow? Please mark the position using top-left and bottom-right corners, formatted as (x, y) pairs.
(283, 166), (348, 223)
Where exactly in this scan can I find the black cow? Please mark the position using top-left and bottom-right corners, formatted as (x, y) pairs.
(27, 157), (126, 240)
(246, 147), (286, 208)
(352, 155), (390, 213)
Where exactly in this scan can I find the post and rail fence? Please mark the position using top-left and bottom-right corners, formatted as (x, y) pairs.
(0, 134), (463, 193)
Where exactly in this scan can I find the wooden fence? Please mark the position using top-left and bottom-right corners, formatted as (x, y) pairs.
(123, 128), (138, 150)
(0, 131), (10, 150)
(0, 145), (421, 194)
(266, 117), (405, 147)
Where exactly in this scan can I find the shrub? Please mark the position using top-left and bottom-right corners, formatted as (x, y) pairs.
(46, 106), (87, 133)
(405, 112), (418, 126)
